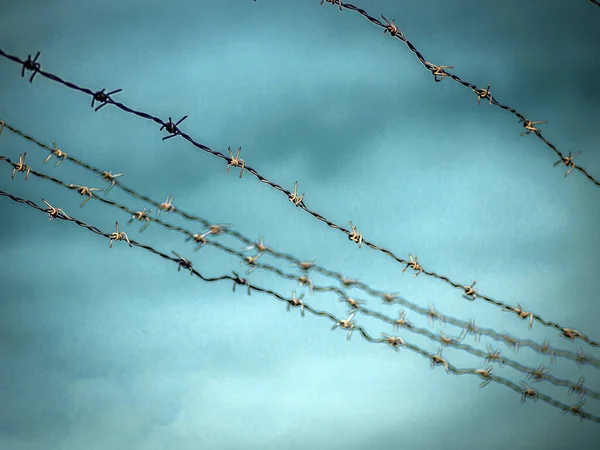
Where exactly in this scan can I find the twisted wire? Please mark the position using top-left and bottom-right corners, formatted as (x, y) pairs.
(317, 1), (600, 187)
(3, 153), (600, 402)
(1, 120), (597, 366)
(1, 187), (597, 423)
(0, 51), (597, 346)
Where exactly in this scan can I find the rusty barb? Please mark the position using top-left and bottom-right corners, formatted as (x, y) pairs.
(244, 235), (268, 255)
(187, 223), (231, 252)
(519, 118), (547, 136)
(462, 280), (477, 301)
(475, 367), (493, 388)
(348, 221), (363, 248)
(41, 198), (70, 221)
(553, 151), (581, 178)
(484, 344), (504, 367)
(460, 319), (481, 344)
(520, 382), (538, 404)
(381, 15), (404, 39)
(425, 62), (454, 82)
(158, 195), (176, 216)
(127, 208), (153, 233)
(108, 221), (132, 248)
(67, 184), (103, 207)
(288, 181), (304, 206)
(226, 146), (245, 178)
(430, 347), (450, 374)
(44, 141), (67, 166)
(393, 311), (413, 331)
(502, 303), (534, 329)
(474, 84), (492, 105)
(402, 254), (423, 277)
(11, 152), (30, 180)
(527, 364), (550, 383)
(381, 333), (406, 351)
(331, 311), (357, 341)
(96, 170), (124, 195)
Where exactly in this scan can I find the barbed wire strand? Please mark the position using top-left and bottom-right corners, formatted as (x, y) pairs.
(0, 187), (597, 423)
(1, 120), (598, 365)
(0, 54), (597, 348)
(590, 0), (600, 8)
(317, 1), (600, 187)
(3, 154), (600, 404)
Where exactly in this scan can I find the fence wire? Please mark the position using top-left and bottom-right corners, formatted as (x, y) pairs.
(6, 153), (600, 399)
(317, 1), (599, 188)
(6, 154), (600, 403)
(1, 187), (598, 423)
(1, 120), (598, 372)
(0, 51), (598, 348)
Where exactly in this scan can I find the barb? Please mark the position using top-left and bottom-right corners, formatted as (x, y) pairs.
(1, 120), (598, 361)
(1, 54), (595, 346)
(160, 115), (188, 141)
(108, 221), (132, 248)
(44, 140), (67, 166)
(314, 3), (600, 188)
(226, 146), (245, 178)
(91, 88), (122, 112)
(3, 155), (600, 403)
(20, 51), (41, 83)
(11, 152), (30, 180)
(1, 188), (599, 423)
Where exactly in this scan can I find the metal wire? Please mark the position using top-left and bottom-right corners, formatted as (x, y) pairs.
(1, 120), (597, 368)
(0, 49), (597, 347)
(317, 1), (600, 187)
(1, 187), (597, 423)
(2, 120), (598, 370)
(3, 149), (600, 403)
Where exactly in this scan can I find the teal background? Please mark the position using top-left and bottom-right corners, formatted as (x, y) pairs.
(1, 0), (600, 448)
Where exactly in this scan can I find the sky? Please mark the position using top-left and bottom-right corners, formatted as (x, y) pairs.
(1, 0), (600, 448)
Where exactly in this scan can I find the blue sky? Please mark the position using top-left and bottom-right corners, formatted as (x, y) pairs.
(1, 0), (600, 448)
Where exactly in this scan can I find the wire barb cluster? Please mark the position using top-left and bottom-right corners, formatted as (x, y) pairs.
(91, 88), (122, 111)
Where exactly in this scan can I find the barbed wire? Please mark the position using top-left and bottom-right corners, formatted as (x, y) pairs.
(3, 153), (600, 404)
(1, 120), (597, 368)
(1, 187), (598, 423)
(317, 1), (600, 188)
(590, 0), (600, 8)
(0, 52), (597, 347)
